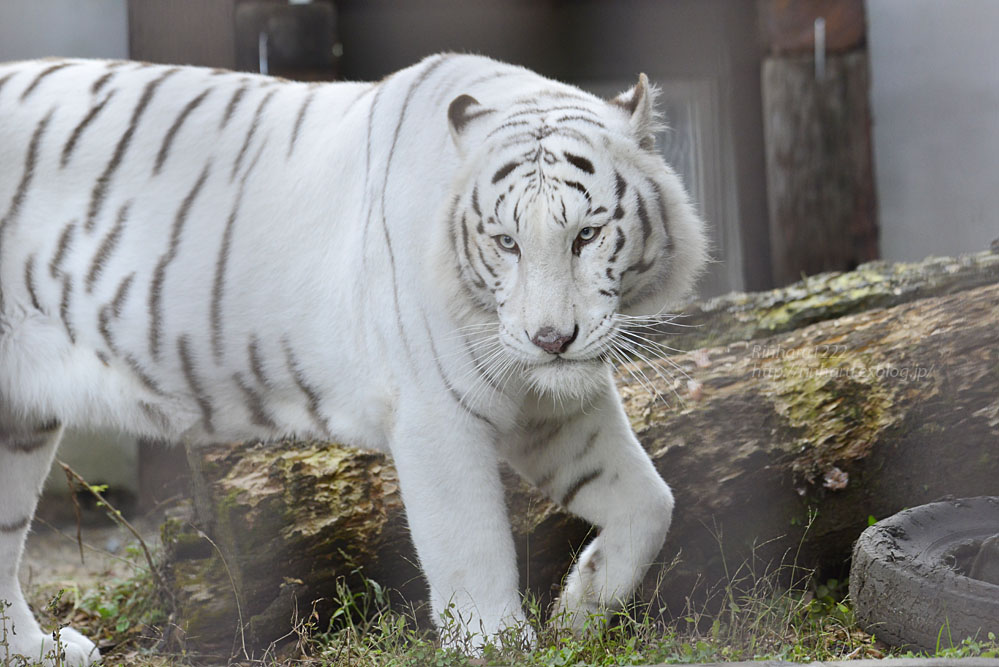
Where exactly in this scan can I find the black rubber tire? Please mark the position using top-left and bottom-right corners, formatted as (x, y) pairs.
(850, 497), (999, 652)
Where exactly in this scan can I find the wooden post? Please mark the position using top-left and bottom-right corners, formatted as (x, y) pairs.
(758, 0), (879, 285)
(127, 0), (238, 68)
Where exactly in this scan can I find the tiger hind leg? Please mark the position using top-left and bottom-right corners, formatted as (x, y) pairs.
(0, 421), (99, 666)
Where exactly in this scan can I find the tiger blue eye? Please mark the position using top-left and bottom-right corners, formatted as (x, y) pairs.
(578, 227), (596, 241)
(495, 234), (518, 252)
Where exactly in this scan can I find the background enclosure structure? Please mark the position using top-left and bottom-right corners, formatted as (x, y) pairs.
(3, 0), (997, 298)
(126, 0), (770, 299)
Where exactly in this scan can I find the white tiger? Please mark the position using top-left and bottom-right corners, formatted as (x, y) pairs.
(0, 54), (707, 664)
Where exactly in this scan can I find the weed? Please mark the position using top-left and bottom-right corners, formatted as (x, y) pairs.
(1, 592), (97, 667)
(894, 630), (999, 660)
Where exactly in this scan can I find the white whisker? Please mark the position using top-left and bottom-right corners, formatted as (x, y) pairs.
(615, 329), (693, 382)
(456, 345), (509, 406)
(613, 338), (684, 405)
(608, 344), (663, 404)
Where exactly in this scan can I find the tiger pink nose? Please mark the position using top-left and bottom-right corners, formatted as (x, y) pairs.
(531, 325), (578, 354)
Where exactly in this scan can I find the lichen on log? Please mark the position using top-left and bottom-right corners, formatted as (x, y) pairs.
(665, 249), (999, 351)
(163, 441), (418, 654)
(626, 281), (999, 607)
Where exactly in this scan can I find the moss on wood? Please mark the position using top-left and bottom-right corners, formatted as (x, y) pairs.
(164, 442), (416, 654)
(667, 249), (999, 351)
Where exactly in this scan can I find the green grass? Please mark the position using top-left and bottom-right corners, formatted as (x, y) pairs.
(246, 567), (999, 666)
(5, 545), (999, 666)
(296, 567), (876, 667)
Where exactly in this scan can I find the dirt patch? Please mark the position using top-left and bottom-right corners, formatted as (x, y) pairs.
(19, 515), (161, 609)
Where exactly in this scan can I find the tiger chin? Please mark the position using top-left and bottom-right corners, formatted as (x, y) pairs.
(0, 53), (707, 663)
(524, 358), (610, 400)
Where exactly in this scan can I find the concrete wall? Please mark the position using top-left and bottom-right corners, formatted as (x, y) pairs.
(867, 0), (999, 261)
(0, 0), (127, 61)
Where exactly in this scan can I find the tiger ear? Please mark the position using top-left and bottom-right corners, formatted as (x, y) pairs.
(447, 94), (494, 155)
(610, 73), (660, 151)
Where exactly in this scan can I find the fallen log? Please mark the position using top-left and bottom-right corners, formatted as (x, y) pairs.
(665, 248), (999, 350)
(161, 252), (999, 656)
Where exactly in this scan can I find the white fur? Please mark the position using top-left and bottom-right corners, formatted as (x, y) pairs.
(0, 54), (707, 662)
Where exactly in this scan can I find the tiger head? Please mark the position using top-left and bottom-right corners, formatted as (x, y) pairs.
(443, 74), (708, 399)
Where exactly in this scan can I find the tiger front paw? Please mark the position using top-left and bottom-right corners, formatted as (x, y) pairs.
(4, 626), (100, 667)
(554, 565), (610, 636)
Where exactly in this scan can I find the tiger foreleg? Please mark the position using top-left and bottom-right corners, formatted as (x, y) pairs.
(510, 385), (673, 633)
(0, 421), (100, 666)
(390, 400), (529, 651)
(559, 428), (672, 631)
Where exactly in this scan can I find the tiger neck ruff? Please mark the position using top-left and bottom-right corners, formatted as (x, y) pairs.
(0, 54), (707, 663)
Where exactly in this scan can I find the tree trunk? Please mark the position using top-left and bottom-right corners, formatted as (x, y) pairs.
(161, 252), (999, 656)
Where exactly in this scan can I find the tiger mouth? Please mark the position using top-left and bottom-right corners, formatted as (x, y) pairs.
(549, 356), (586, 364)
(531, 355), (604, 369)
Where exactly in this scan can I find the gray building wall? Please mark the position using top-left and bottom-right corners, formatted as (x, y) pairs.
(0, 0), (128, 61)
(867, 0), (999, 261)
